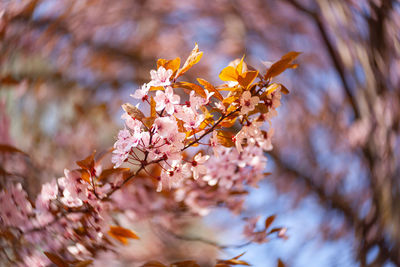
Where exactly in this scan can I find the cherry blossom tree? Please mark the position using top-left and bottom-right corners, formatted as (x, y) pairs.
(0, 44), (295, 266)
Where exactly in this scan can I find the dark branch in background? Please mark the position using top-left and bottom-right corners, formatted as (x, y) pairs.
(283, 0), (361, 119)
(269, 150), (358, 226)
(269, 149), (400, 266)
(153, 222), (252, 250)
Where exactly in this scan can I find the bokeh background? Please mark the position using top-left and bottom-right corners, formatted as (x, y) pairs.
(1, 0), (400, 266)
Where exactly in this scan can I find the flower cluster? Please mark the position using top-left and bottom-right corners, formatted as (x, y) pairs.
(0, 45), (298, 266)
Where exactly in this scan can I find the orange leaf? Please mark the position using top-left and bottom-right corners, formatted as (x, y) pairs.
(149, 86), (165, 91)
(150, 96), (157, 118)
(235, 55), (245, 75)
(170, 260), (200, 267)
(238, 70), (259, 89)
(0, 144), (27, 155)
(141, 261), (167, 267)
(277, 259), (285, 267)
(157, 57), (181, 74)
(280, 84), (290, 94)
(219, 116), (237, 128)
(76, 152), (95, 172)
(219, 66), (239, 82)
(108, 226), (139, 245)
(43, 252), (68, 267)
(265, 83), (281, 95)
(217, 252), (250, 266)
(98, 168), (130, 181)
(74, 260), (93, 267)
(176, 44), (203, 78)
(173, 82), (206, 98)
(0, 75), (20, 85)
(265, 51), (301, 79)
(216, 130), (235, 147)
(122, 103), (145, 120)
(197, 78), (223, 101)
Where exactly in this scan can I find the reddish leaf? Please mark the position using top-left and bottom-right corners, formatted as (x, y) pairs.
(277, 259), (285, 267)
(0, 144), (27, 155)
(76, 152), (95, 171)
(265, 215), (276, 230)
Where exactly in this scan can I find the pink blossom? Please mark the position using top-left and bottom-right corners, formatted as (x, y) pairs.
(175, 105), (204, 130)
(149, 66), (173, 87)
(154, 86), (180, 115)
(243, 216), (268, 243)
(58, 169), (88, 207)
(154, 117), (178, 138)
(112, 128), (141, 167)
(189, 153), (209, 180)
(131, 83), (150, 102)
(240, 91), (259, 115)
(121, 112), (142, 131)
(35, 179), (58, 211)
(234, 121), (272, 152)
(189, 89), (214, 111)
(158, 161), (188, 192)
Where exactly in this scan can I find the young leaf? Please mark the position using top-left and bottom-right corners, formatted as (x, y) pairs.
(108, 225), (140, 245)
(265, 51), (301, 79)
(176, 44), (203, 78)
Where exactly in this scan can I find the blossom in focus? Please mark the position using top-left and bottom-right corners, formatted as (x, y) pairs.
(154, 86), (180, 115)
(149, 66), (173, 87)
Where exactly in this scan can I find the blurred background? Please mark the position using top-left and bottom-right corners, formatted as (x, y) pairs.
(1, 0), (400, 266)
